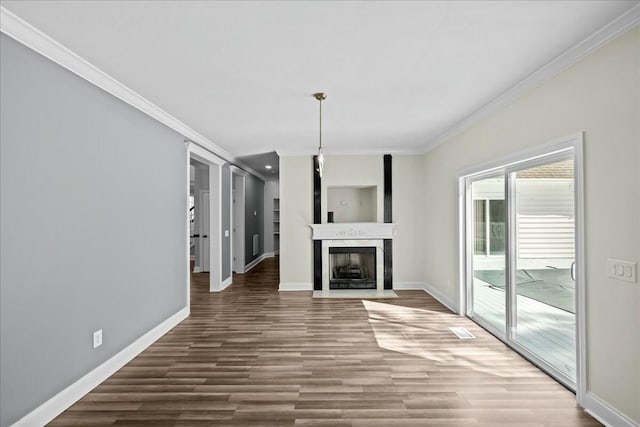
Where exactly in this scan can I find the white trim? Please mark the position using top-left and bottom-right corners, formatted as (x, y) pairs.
(310, 223), (396, 240)
(393, 282), (459, 314)
(219, 276), (232, 292)
(392, 282), (425, 290)
(425, 4), (640, 152)
(10, 307), (188, 427)
(278, 282), (313, 291)
(573, 134), (587, 407)
(243, 252), (274, 273)
(423, 282), (459, 313)
(458, 133), (581, 178)
(185, 142), (192, 314)
(583, 392), (639, 427)
(2, 4), (637, 163)
(190, 143), (225, 166)
(457, 134), (586, 395)
(229, 165), (250, 177)
(275, 147), (424, 157)
(0, 7), (272, 185)
(0, 7), (234, 163)
(227, 166), (233, 287)
(187, 143), (223, 293)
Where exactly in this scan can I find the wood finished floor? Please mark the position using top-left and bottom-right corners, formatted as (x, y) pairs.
(50, 257), (599, 426)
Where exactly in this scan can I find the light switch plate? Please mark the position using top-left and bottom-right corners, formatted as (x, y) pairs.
(607, 259), (636, 283)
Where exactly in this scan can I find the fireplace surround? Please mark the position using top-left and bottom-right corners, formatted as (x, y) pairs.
(310, 223), (395, 291)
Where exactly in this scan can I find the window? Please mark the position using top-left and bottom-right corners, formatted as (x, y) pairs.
(473, 199), (505, 255)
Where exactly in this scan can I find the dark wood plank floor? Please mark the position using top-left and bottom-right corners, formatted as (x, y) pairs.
(50, 256), (599, 426)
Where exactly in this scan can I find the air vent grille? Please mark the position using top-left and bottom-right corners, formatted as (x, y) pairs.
(448, 326), (476, 340)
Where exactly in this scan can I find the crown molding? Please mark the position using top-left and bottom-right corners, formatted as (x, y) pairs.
(2, 3), (638, 162)
(423, 3), (640, 153)
(0, 6), (236, 163)
(275, 147), (424, 157)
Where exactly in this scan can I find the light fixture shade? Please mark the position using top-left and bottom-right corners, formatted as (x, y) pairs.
(317, 149), (324, 178)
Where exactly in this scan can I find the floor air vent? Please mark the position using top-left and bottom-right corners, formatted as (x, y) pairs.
(448, 327), (476, 340)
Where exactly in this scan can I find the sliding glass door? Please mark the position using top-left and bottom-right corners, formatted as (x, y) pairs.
(512, 158), (576, 382)
(465, 151), (577, 388)
(469, 174), (506, 334)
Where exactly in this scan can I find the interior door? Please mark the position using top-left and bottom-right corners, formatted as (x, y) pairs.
(199, 190), (210, 272)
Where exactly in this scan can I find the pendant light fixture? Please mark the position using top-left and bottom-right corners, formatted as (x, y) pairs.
(313, 92), (327, 178)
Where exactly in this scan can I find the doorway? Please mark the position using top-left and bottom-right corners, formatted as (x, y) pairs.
(460, 136), (584, 393)
(187, 143), (224, 301)
(231, 169), (246, 273)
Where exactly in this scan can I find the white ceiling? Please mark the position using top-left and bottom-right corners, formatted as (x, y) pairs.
(2, 1), (637, 157)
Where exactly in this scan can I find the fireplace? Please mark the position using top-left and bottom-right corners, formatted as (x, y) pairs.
(329, 247), (376, 289)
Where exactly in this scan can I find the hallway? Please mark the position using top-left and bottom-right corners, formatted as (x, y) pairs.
(50, 257), (598, 426)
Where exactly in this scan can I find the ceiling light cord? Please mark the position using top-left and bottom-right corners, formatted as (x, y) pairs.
(319, 95), (323, 151)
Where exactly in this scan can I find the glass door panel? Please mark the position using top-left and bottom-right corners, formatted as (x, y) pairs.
(470, 175), (506, 334)
(512, 158), (576, 382)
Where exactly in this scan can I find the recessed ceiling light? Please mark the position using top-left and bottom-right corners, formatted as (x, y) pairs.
(265, 165), (272, 169)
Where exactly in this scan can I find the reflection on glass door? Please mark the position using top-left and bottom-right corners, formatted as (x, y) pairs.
(513, 158), (576, 382)
(470, 175), (506, 334)
(465, 150), (578, 389)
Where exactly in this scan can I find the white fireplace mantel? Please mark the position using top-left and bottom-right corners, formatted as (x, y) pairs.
(309, 223), (396, 240)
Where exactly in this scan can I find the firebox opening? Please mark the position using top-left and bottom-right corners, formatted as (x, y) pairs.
(329, 247), (376, 289)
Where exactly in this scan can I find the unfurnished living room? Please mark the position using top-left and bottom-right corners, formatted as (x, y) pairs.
(1, 1), (639, 426)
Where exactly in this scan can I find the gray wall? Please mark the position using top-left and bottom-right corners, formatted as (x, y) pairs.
(244, 174), (265, 265)
(263, 180), (280, 254)
(0, 35), (187, 426)
(221, 165), (231, 280)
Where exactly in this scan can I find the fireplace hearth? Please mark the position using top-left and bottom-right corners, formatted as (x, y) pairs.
(329, 247), (376, 289)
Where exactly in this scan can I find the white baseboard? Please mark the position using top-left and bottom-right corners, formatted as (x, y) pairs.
(192, 266), (202, 273)
(279, 282), (313, 291)
(393, 282), (426, 290)
(582, 392), (638, 427)
(219, 276), (232, 291)
(423, 282), (459, 313)
(11, 307), (189, 427)
(243, 252), (274, 273)
(393, 282), (458, 314)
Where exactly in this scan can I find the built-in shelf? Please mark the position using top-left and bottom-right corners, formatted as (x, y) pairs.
(273, 198), (280, 254)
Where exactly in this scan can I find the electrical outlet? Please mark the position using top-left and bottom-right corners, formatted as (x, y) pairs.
(93, 329), (103, 349)
(607, 259), (637, 283)
(225, 230), (229, 237)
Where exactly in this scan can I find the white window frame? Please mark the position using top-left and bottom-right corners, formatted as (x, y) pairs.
(457, 132), (585, 404)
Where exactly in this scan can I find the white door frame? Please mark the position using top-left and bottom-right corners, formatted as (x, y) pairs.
(231, 167), (247, 273)
(197, 190), (211, 272)
(457, 133), (586, 403)
(186, 142), (225, 299)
